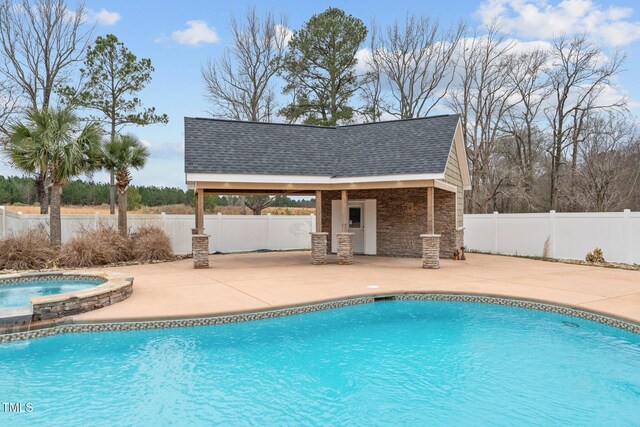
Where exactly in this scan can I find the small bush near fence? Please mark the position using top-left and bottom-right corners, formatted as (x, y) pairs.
(131, 226), (173, 262)
(59, 226), (132, 267)
(0, 229), (56, 270)
(0, 225), (174, 271)
(585, 248), (605, 264)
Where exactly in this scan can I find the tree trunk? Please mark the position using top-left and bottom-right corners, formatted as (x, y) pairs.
(50, 182), (62, 247)
(36, 173), (49, 214)
(109, 171), (116, 215)
(110, 121), (117, 215)
(118, 188), (128, 236)
(550, 137), (563, 211)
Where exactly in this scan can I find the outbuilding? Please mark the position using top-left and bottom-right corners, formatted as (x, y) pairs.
(184, 114), (470, 268)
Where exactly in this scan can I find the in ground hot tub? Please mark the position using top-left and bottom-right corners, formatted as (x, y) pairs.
(0, 272), (133, 332)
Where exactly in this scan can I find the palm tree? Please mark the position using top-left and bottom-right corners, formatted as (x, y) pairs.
(6, 108), (103, 246)
(102, 134), (149, 235)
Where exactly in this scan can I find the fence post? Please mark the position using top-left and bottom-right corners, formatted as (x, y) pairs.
(217, 212), (223, 252)
(266, 213), (272, 250)
(549, 210), (557, 259)
(161, 212), (167, 232)
(623, 209), (631, 264)
(310, 214), (316, 233)
(493, 211), (499, 253)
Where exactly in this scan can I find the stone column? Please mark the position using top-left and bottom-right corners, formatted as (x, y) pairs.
(337, 232), (354, 265)
(420, 234), (441, 269)
(310, 232), (328, 265)
(192, 234), (210, 269)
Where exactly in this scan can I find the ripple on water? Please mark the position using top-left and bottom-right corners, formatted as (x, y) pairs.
(0, 300), (639, 426)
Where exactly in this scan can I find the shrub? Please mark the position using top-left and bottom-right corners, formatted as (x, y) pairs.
(59, 225), (132, 267)
(0, 228), (56, 270)
(541, 236), (551, 261)
(131, 226), (173, 262)
(585, 247), (605, 263)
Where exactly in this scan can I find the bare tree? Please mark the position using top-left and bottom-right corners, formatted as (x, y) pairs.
(201, 7), (288, 122)
(244, 196), (276, 215)
(360, 24), (384, 123)
(500, 49), (550, 210)
(0, 0), (90, 213)
(574, 113), (638, 211)
(0, 77), (18, 137)
(544, 35), (626, 211)
(370, 15), (464, 119)
(448, 26), (518, 213)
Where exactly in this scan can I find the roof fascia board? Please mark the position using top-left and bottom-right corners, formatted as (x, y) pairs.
(187, 179), (439, 192)
(186, 172), (444, 185)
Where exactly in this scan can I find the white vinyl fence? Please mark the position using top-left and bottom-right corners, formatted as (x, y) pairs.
(2, 206), (638, 264)
(464, 210), (640, 264)
(0, 206), (315, 255)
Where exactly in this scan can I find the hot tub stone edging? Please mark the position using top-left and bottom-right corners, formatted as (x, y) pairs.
(0, 272), (133, 327)
(1, 292), (638, 343)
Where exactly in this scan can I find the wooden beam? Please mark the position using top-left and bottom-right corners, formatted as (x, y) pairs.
(202, 189), (316, 196)
(195, 189), (204, 233)
(427, 187), (434, 234)
(433, 179), (457, 193)
(341, 190), (348, 232)
(193, 179), (438, 192)
(315, 190), (322, 232)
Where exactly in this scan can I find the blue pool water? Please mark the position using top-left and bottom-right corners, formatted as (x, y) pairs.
(1, 300), (639, 426)
(0, 280), (102, 308)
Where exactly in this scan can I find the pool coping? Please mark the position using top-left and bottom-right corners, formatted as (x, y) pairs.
(1, 292), (638, 343)
(0, 271), (133, 331)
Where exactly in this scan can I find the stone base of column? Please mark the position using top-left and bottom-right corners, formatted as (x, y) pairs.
(310, 232), (328, 265)
(337, 232), (354, 265)
(192, 234), (210, 269)
(420, 234), (441, 269)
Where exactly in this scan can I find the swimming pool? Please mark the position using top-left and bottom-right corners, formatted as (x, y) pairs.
(1, 300), (638, 425)
(0, 279), (104, 308)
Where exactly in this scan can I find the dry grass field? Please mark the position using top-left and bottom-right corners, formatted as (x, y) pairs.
(4, 204), (315, 216)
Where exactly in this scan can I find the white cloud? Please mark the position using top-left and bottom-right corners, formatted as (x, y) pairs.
(171, 20), (219, 46)
(477, 0), (640, 46)
(354, 47), (372, 74)
(274, 24), (293, 46)
(85, 8), (121, 26)
(94, 9), (121, 26)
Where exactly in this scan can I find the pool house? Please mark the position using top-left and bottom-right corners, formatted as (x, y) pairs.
(184, 114), (471, 269)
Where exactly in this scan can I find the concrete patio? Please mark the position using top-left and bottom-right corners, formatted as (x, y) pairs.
(69, 252), (640, 325)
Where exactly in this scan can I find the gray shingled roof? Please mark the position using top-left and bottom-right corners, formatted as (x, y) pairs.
(184, 114), (460, 178)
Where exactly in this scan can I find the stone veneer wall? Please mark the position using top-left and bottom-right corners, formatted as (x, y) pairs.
(0, 273), (134, 328)
(434, 189), (458, 258)
(310, 232), (328, 265)
(32, 280), (133, 321)
(321, 188), (459, 258)
(192, 234), (210, 268)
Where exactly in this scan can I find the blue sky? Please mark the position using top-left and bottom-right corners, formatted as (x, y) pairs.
(2, 0), (640, 189)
